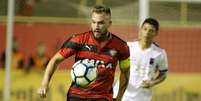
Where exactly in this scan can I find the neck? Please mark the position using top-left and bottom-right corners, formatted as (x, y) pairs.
(139, 39), (152, 50)
(97, 32), (111, 41)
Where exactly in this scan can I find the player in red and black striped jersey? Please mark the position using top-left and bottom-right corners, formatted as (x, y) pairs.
(38, 5), (130, 101)
(61, 31), (129, 101)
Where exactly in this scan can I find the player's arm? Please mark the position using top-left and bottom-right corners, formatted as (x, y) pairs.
(142, 50), (168, 88)
(142, 70), (167, 88)
(116, 57), (130, 101)
(38, 52), (65, 98)
(152, 70), (167, 85)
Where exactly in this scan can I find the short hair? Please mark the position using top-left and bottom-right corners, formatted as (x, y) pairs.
(142, 18), (159, 31)
(91, 5), (111, 16)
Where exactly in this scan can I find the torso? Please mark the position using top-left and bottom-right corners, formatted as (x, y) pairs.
(127, 41), (166, 88)
(60, 31), (129, 101)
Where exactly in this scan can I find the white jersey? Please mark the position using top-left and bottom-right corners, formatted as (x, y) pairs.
(113, 41), (168, 101)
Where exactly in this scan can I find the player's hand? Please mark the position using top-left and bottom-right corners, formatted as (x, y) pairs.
(38, 86), (48, 98)
(141, 80), (155, 88)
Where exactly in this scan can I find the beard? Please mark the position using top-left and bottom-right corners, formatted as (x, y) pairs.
(92, 29), (108, 40)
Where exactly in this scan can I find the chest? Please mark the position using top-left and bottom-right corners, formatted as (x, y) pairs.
(76, 39), (121, 67)
(130, 47), (160, 68)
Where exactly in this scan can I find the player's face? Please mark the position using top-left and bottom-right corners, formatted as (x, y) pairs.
(91, 12), (111, 39)
(139, 23), (158, 42)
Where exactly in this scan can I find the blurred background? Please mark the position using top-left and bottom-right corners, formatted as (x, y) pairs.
(0, 0), (201, 101)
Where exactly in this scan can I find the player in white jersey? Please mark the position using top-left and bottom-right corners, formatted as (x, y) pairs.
(113, 18), (168, 101)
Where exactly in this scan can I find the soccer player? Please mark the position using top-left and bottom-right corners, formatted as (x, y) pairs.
(38, 5), (130, 101)
(113, 18), (168, 101)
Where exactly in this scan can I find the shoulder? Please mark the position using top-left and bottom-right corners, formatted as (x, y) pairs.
(152, 42), (161, 50)
(111, 34), (129, 48)
(111, 34), (130, 53)
(110, 34), (130, 60)
(111, 33), (127, 44)
(152, 42), (167, 56)
(110, 33), (130, 52)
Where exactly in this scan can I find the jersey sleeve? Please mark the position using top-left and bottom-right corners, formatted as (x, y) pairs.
(158, 49), (168, 72)
(119, 42), (130, 61)
(59, 34), (81, 58)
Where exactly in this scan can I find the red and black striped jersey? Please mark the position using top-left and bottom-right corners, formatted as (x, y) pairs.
(59, 31), (129, 101)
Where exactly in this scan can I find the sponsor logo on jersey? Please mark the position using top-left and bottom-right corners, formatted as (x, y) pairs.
(81, 59), (113, 69)
(149, 58), (154, 65)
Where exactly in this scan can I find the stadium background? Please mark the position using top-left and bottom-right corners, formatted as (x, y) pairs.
(0, 0), (201, 101)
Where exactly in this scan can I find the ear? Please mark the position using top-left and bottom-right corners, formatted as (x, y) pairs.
(108, 20), (112, 27)
(109, 20), (112, 25)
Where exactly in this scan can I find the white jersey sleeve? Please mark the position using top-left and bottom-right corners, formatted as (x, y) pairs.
(158, 49), (168, 72)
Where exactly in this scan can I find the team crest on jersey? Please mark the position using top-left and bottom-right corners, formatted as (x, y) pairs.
(109, 49), (117, 57)
(149, 58), (154, 65)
